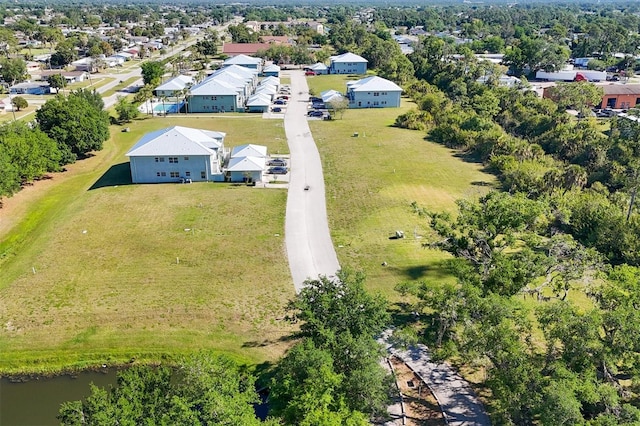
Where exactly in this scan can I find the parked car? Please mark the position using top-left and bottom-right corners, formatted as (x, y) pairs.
(305, 70), (316, 76)
(277, 95), (289, 100)
(268, 158), (287, 166)
(274, 99), (287, 105)
(308, 110), (324, 117)
(271, 107), (282, 113)
(309, 96), (322, 103)
(268, 166), (288, 174)
(312, 103), (325, 110)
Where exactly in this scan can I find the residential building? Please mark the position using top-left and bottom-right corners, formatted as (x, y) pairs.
(246, 93), (271, 112)
(227, 144), (267, 182)
(222, 54), (263, 73)
(126, 126), (226, 183)
(262, 64), (280, 77)
(155, 74), (194, 98)
(346, 76), (403, 108)
(329, 52), (368, 75)
(309, 63), (329, 75)
(187, 65), (259, 113)
(10, 82), (50, 95)
(72, 57), (98, 73)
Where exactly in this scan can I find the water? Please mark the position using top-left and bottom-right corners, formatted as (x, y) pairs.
(0, 369), (118, 426)
(153, 102), (180, 113)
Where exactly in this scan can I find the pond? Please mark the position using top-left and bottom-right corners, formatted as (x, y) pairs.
(0, 369), (118, 425)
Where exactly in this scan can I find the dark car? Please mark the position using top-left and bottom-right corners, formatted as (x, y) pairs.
(268, 166), (288, 174)
(308, 110), (324, 117)
(268, 158), (287, 166)
(277, 95), (289, 100)
(309, 96), (322, 103)
(312, 103), (325, 110)
(271, 107), (282, 113)
(274, 99), (287, 105)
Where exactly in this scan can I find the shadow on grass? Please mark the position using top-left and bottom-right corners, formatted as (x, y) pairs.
(89, 162), (132, 190)
(388, 259), (455, 281)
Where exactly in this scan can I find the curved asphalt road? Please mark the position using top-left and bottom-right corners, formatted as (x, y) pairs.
(283, 70), (340, 292)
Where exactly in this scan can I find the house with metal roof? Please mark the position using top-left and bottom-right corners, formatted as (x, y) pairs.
(329, 52), (368, 75)
(155, 74), (194, 98)
(346, 76), (403, 108)
(262, 64), (280, 77)
(231, 144), (268, 158)
(222, 54), (263, 73)
(309, 62), (329, 75)
(246, 93), (271, 112)
(226, 156), (266, 183)
(126, 126), (227, 183)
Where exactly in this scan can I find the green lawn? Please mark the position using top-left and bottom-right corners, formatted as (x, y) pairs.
(0, 115), (293, 374)
(101, 77), (142, 97)
(308, 77), (497, 299)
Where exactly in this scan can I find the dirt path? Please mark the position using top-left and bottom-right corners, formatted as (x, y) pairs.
(391, 356), (446, 426)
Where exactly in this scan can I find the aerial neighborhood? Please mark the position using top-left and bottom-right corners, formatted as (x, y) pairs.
(4, 1), (640, 425)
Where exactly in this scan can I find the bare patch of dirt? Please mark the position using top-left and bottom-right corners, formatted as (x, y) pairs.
(391, 355), (446, 426)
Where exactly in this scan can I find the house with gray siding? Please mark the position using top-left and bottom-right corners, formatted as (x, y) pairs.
(189, 80), (243, 113)
(155, 74), (194, 98)
(329, 52), (368, 75)
(126, 126), (226, 183)
(222, 54), (263, 73)
(346, 76), (403, 108)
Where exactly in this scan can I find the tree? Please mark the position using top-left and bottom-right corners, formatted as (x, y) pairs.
(327, 98), (349, 120)
(140, 60), (165, 86)
(0, 57), (26, 85)
(36, 91), (109, 163)
(290, 270), (389, 344)
(59, 354), (272, 425)
(11, 96), (28, 111)
(47, 74), (67, 94)
(115, 96), (139, 123)
(545, 82), (604, 116)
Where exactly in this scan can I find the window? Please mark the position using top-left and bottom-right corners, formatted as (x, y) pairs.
(636, 98), (640, 106)
(184, 157), (189, 161)
(185, 171), (191, 177)
(160, 171), (166, 177)
(156, 172), (161, 176)
(201, 171), (206, 179)
(373, 92), (379, 96)
(155, 157), (165, 162)
(169, 157), (178, 163)
(170, 171), (180, 178)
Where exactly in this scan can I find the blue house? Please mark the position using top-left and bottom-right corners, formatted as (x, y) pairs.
(10, 82), (50, 95)
(189, 80), (242, 113)
(126, 126), (227, 183)
(222, 54), (263, 73)
(346, 76), (403, 109)
(154, 75), (194, 98)
(262, 64), (280, 77)
(329, 52), (368, 75)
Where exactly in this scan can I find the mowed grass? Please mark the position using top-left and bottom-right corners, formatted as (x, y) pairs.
(0, 115), (293, 373)
(308, 76), (497, 298)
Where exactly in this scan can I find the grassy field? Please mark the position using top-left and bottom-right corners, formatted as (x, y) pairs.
(101, 77), (142, 98)
(0, 115), (293, 373)
(308, 76), (497, 299)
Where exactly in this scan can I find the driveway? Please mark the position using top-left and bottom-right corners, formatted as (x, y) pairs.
(282, 70), (340, 292)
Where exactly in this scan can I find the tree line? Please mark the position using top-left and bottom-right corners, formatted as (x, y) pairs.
(0, 89), (109, 201)
(390, 31), (640, 424)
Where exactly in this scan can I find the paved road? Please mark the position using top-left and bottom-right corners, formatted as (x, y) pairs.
(380, 330), (491, 426)
(283, 70), (340, 292)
